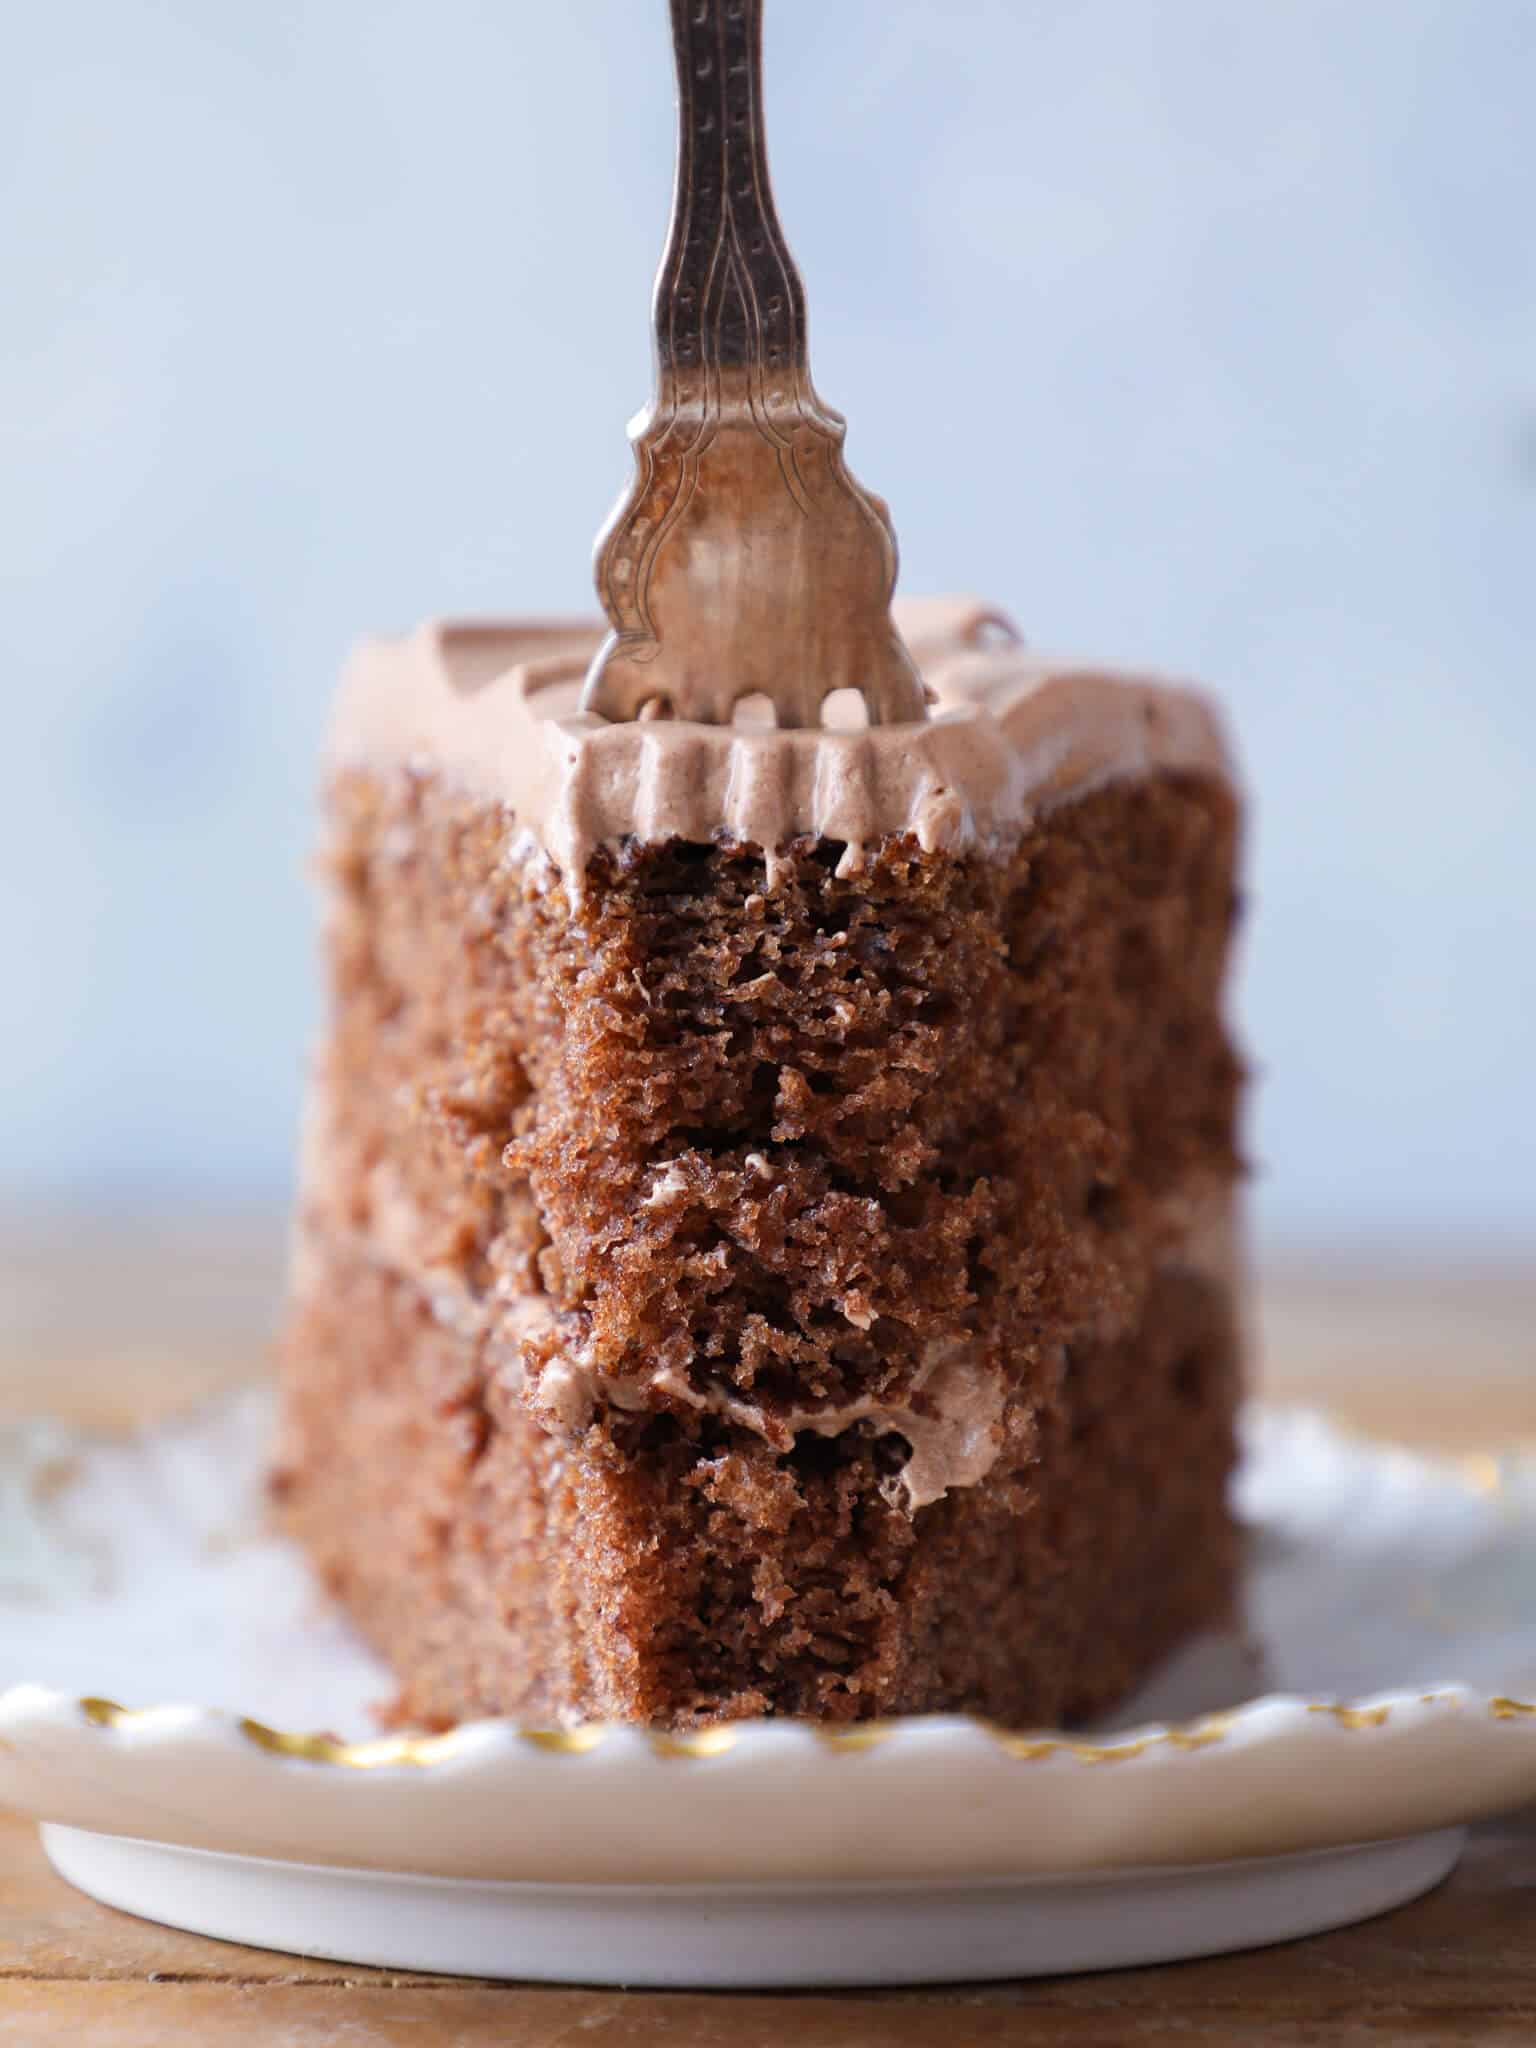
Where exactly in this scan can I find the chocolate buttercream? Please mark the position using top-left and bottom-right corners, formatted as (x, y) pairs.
(328, 596), (1235, 887)
(527, 1336), (1010, 1515)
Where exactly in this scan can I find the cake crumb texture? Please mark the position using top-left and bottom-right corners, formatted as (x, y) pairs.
(279, 763), (1244, 1727)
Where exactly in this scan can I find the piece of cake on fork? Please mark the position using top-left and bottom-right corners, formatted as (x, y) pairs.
(276, 0), (1246, 1731)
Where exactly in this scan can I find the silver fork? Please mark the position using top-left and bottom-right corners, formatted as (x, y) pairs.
(583, 0), (927, 731)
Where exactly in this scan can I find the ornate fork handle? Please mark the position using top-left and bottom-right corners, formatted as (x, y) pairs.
(659, 0), (805, 384)
(582, 0), (926, 731)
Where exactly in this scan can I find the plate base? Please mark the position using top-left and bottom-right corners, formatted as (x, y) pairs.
(41, 1823), (1464, 1987)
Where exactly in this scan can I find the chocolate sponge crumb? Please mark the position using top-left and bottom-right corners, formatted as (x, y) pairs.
(279, 768), (1243, 1727)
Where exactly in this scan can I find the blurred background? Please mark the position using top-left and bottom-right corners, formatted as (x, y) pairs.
(4, 0), (1532, 1314)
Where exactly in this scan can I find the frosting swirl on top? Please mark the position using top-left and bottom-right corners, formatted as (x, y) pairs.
(328, 596), (1234, 885)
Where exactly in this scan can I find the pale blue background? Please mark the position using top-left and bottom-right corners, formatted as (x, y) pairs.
(5, 0), (1533, 1241)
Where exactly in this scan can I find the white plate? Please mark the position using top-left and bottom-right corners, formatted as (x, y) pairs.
(37, 1823), (1464, 1986)
(2, 1397), (1534, 1982)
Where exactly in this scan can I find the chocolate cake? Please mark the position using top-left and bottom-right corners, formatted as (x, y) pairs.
(277, 594), (1246, 1729)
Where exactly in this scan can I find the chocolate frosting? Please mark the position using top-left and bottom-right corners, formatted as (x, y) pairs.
(528, 1337), (1010, 1515)
(327, 596), (1235, 887)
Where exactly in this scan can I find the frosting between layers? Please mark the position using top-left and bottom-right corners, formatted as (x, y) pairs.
(528, 1339), (1009, 1515)
(328, 597), (1234, 884)
(349, 1160), (1008, 1512)
(335, 1163), (1239, 1515)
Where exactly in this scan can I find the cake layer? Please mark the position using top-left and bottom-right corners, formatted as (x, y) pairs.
(277, 1238), (1240, 1727)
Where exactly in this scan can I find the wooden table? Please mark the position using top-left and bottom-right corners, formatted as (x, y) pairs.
(3, 1215), (1534, 2045)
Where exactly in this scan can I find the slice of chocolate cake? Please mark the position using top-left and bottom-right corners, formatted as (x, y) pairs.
(277, 595), (1245, 1729)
